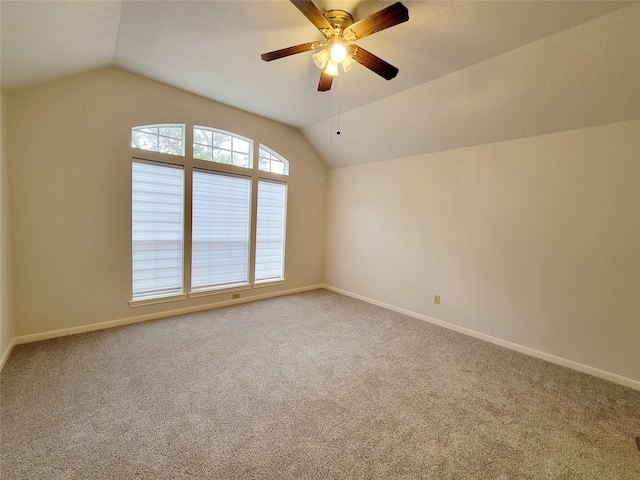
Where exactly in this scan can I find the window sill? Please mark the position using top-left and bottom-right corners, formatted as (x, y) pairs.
(253, 279), (286, 289)
(188, 284), (251, 299)
(129, 293), (187, 308)
(129, 281), (286, 306)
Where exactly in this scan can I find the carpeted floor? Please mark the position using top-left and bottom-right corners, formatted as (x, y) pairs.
(1, 289), (639, 479)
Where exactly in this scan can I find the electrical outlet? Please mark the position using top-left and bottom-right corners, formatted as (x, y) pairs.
(232, 293), (240, 300)
(433, 295), (440, 305)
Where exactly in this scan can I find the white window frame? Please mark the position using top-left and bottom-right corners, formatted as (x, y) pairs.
(255, 179), (287, 284)
(193, 126), (253, 169)
(130, 159), (186, 306)
(191, 169), (252, 293)
(130, 123), (290, 305)
(131, 123), (185, 157)
(258, 144), (289, 175)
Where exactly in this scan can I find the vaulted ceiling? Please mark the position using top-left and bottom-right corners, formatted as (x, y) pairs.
(2, 1), (638, 167)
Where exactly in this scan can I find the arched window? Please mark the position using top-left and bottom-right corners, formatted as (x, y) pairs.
(130, 123), (289, 304)
(131, 124), (185, 156)
(258, 145), (289, 175)
(193, 126), (252, 169)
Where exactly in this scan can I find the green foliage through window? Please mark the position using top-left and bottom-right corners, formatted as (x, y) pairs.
(258, 146), (289, 175)
(132, 124), (185, 156)
(194, 127), (252, 169)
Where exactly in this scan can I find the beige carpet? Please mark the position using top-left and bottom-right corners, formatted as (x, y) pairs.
(1, 289), (639, 479)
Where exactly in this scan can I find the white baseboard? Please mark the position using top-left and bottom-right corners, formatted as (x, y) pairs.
(6, 284), (639, 391)
(0, 337), (16, 371)
(10, 284), (323, 348)
(322, 285), (640, 391)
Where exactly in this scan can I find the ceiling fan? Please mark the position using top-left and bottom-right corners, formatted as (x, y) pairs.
(261, 0), (409, 92)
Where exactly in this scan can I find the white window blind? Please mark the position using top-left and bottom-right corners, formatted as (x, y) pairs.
(192, 170), (251, 290)
(255, 180), (287, 282)
(132, 161), (184, 299)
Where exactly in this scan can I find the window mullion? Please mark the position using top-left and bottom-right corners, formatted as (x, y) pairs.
(249, 171), (259, 285)
(183, 163), (193, 295)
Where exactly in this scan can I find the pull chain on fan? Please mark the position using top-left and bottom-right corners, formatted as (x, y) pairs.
(261, 0), (409, 92)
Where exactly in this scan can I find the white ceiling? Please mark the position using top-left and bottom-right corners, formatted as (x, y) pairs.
(2, 1), (638, 167)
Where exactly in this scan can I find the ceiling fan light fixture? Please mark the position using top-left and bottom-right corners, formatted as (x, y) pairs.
(341, 54), (355, 72)
(330, 43), (347, 63)
(312, 48), (330, 69)
(324, 59), (339, 76)
(261, 1), (409, 91)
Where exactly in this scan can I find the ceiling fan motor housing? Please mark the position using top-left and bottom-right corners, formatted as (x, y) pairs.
(323, 9), (354, 37)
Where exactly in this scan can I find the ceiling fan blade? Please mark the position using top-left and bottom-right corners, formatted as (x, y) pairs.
(343, 2), (409, 41)
(291, 0), (333, 33)
(318, 70), (333, 92)
(261, 41), (322, 62)
(347, 44), (399, 80)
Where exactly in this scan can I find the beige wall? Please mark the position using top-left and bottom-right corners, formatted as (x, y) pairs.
(325, 120), (640, 382)
(6, 67), (326, 337)
(4, 65), (638, 385)
(1, 93), (15, 359)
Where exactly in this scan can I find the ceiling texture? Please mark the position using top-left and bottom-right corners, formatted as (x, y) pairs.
(2, 1), (638, 167)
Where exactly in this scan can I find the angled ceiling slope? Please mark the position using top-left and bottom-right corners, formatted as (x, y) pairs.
(2, 1), (638, 167)
(305, 2), (640, 167)
(0, 1), (122, 90)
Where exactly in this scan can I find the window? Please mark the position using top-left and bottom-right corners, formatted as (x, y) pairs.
(192, 171), (251, 291)
(193, 127), (252, 168)
(131, 161), (184, 300)
(132, 124), (185, 156)
(258, 145), (289, 175)
(131, 124), (289, 303)
(255, 180), (287, 282)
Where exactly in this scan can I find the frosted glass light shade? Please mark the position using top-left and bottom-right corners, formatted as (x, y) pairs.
(324, 60), (339, 76)
(312, 49), (330, 69)
(342, 55), (355, 72)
